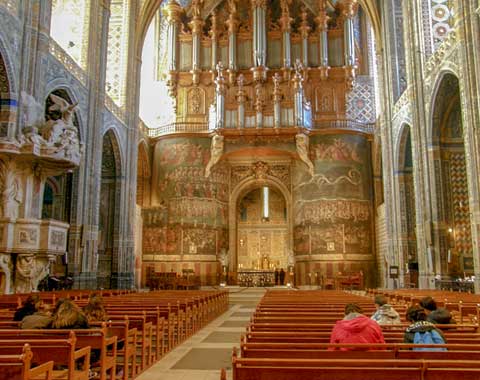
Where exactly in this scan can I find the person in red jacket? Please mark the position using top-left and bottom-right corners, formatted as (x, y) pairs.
(329, 303), (385, 350)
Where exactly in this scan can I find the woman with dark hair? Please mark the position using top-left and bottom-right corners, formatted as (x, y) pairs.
(51, 299), (89, 329)
(14, 295), (42, 321)
(404, 305), (446, 346)
(329, 303), (385, 349)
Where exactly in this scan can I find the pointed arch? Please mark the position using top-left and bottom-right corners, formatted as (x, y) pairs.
(0, 36), (17, 138)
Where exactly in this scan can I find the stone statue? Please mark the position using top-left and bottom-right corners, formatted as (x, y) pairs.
(42, 94), (78, 144)
(0, 159), (22, 219)
(0, 254), (12, 294)
(21, 91), (45, 128)
(295, 133), (314, 176)
(205, 134), (224, 178)
(40, 94), (82, 163)
(287, 248), (295, 267)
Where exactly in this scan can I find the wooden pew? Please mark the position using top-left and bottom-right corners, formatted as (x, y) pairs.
(0, 344), (54, 380)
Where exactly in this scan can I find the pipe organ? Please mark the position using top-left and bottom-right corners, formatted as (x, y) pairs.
(164, 0), (360, 128)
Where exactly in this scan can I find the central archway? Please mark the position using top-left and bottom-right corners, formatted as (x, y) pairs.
(228, 172), (293, 285)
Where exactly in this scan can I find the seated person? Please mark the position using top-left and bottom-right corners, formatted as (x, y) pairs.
(50, 298), (89, 329)
(14, 295), (41, 321)
(419, 296), (454, 324)
(330, 303), (385, 349)
(371, 295), (401, 325)
(83, 294), (108, 322)
(21, 303), (53, 329)
(404, 305), (446, 348)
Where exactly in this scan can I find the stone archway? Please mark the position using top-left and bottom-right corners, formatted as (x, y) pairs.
(429, 73), (473, 279)
(228, 164), (293, 284)
(395, 124), (418, 287)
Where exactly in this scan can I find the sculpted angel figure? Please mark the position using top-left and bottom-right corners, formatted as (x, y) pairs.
(42, 94), (78, 144)
(295, 133), (314, 177)
(205, 134), (224, 178)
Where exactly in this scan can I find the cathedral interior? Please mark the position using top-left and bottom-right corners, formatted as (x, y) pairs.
(0, 0), (480, 294)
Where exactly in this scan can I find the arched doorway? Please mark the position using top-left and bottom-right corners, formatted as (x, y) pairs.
(430, 73), (473, 278)
(396, 125), (418, 287)
(229, 174), (293, 286)
(236, 186), (289, 285)
(98, 129), (122, 288)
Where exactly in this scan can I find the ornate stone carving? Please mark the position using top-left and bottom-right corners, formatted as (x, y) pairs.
(21, 91), (45, 129)
(14, 254), (49, 294)
(252, 161), (269, 179)
(295, 133), (314, 176)
(205, 134), (224, 178)
(0, 254), (12, 294)
(0, 159), (22, 219)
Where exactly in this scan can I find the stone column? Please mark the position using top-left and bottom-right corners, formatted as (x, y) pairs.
(315, 0), (330, 80)
(456, 0), (480, 292)
(292, 62), (305, 127)
(403, 0), (436, 288)
(76, 0), (112, 289)
(341, 0), (358, 89)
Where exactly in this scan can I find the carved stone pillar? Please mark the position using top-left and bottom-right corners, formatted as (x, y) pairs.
(341, 0), (358, 89)
(315, 0), (330, 80)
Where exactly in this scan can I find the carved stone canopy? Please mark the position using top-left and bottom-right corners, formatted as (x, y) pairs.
(252, 161), (269, 179)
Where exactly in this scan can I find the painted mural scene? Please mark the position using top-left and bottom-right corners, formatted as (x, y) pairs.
(1, 0), (480, 379)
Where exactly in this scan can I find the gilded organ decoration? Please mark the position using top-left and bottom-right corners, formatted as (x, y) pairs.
(166, 0), (362, 127)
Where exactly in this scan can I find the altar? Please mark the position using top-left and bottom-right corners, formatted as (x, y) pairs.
(237, 270), (275, 287)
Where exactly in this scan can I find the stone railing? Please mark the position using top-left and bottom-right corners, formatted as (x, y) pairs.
(49, 39), (88, 86)
(392, 86), (411, 117)
(105, 94), (127, 123)
(147, 122), (209, 137)
(144, 119), (374, 137)
(312, 119), (375, 134)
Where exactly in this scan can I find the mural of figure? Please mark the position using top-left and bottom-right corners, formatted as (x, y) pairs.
(205, 134), (224, 178)
(295, 133), (314, 176)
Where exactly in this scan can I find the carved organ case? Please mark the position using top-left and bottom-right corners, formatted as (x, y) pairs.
(163, 0), (362, 128)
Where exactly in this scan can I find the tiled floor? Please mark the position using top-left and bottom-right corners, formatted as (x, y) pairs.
(136, 288), (266, 380)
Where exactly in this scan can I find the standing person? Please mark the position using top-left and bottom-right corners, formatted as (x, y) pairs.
(404, 305), (446, 350)
(279, 268), (285, 286)
(14, 295), (42, 321)
(274, 269), (279, 286)
(419, 296), (454, 324)
(330, 303), (385, 349)
(371, 295), (401, 325)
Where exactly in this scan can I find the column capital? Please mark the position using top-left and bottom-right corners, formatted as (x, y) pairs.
(164, 0), (183, 23)
(299, 6), (311, 38)
(340, 0), (358, 19)
(251, 0), (267, 10)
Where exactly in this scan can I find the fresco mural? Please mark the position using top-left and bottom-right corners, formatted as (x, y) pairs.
(143, 137), (229, 282)
(293, 133), (375, 286)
